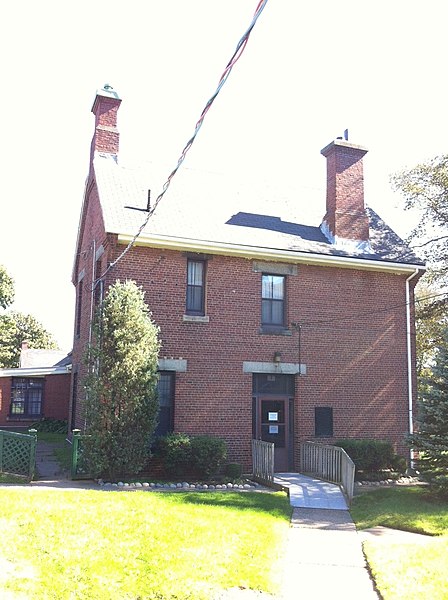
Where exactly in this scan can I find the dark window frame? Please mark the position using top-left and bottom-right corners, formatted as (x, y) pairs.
(314, 407), (334, 437)
(76, 278), (83, 337)
(186, 258), (206, 316)
(154, 371), (175, 438)
(261, 273), (286, 328)
(9, 377), (44, 419)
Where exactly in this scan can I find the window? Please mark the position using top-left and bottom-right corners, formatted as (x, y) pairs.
(315, 407), (333, 437)
(154, 372), (175, 438)
(93, 258), (104, 307)
(262, 274), (285, 327)
(70, 372), (78, 431)
(76, 278), (83, 336)
(186, 259), (206, 315)
(10, 378), (44, 418)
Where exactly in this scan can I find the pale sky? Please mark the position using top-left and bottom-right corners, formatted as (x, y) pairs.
(1, 0), (446, 353)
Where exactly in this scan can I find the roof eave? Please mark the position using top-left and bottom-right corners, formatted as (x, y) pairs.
(0, 366), (71, 378)
(118, 233), (426, 275)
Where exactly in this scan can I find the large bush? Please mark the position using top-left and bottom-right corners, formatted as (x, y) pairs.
(334, 439), (402, 475)
(156, 433), (227, 479)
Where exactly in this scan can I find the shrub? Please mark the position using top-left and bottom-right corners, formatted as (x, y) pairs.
(190, 435), (227, 478)
(334, 439), (402, 475)
(156, 433), (228, 479)
(225, 462), (243, 481)
(31, 418), (68, 433)
(156, 432), (192, 477)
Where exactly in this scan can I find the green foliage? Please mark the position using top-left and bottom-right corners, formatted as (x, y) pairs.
(191, 435), (227, 478)
(408, 326), (448, 496)
(0, 264), (14, 309)
(83, 280), (160, 480)
(391, 155), (448, 289)
(225, 462), (243, 480)
(0, 311), (58, 368)
(155, 432), (192, 477)
(156, 433), (228, 479)
(31, 418), (68, 434)
(335, 439), (402, 476)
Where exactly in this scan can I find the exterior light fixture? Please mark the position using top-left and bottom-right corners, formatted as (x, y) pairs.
(273, 351), (282, 363)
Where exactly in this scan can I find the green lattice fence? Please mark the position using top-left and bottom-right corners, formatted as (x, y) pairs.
(0, 429), (37, 481)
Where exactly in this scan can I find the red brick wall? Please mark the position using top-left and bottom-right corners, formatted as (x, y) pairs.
(72, 235), (416, 471)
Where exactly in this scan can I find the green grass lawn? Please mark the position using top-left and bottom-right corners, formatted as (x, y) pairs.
(0, 488), (291, 600)
(351, 486), (448, 600)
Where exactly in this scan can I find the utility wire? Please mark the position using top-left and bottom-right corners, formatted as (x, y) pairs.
(98, 0), (269, 284)
(293, 290), (448, 331)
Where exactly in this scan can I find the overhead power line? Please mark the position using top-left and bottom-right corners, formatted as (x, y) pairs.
(99, 0), (269, 283)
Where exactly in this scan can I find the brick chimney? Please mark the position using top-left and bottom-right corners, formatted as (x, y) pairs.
(90, 84), (121, 163)
(320, 138), (371, 252)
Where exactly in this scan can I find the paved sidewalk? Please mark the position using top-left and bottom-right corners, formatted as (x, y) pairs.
(275, 473), (379, 599)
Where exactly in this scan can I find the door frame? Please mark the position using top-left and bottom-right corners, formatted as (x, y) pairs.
(253, 394), (294, 472)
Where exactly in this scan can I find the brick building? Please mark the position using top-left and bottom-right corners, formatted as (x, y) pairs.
(0, 343), (71, 429)
(70, 85), (425, 472)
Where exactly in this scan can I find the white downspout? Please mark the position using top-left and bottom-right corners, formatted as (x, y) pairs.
(406, 268), (420, 469)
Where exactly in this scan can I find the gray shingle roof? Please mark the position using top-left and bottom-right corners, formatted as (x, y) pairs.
(93, 154), (424, 267)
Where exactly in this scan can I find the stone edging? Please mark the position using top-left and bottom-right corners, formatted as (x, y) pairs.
(96, 479), (261, 491)
(355, 476), (423, 488)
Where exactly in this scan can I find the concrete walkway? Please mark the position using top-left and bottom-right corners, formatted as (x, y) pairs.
(275, 473), (379, 599)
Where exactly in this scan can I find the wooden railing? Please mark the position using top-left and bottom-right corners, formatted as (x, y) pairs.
(300, 441), (355, 504)
(252, 439), (274, 485)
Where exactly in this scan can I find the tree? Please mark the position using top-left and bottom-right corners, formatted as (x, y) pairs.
(0, 312), (58, 368)
(408, 326), (448, 495)
(391, 154), (448, 294)
(0, 264), (14, 309)
(83, 280), (161, 480)
(0, 265), (59, 367)
(414, 284), (448, 379)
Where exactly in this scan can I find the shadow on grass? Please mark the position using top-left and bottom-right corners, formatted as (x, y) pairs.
(164, 490), (292, 518)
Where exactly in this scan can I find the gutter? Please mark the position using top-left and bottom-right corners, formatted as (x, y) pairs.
(406, 268), (421, 469)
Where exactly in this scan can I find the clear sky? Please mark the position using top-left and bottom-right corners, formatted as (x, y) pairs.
(1, 0), (446, 353)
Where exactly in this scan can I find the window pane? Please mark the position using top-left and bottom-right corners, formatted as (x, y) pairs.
(262, 275), (284, 300)
(271, 300), (284, 324)
(262, 276), (272, 298)
(315, 407), (333, 437)
(28, 389), (42, 415)
(11, 402), (25, 415)
(188, 261), (203, 285)
(271, 276), (284, 299)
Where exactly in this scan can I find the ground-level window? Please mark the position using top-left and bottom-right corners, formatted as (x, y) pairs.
(10, 378), (44, 418)
(315, 407), (333, 437)
(154, 372), (175, 438)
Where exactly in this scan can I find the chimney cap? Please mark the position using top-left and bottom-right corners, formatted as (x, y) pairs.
(321, 138), (368, 158)
(95, 83), (121, 100)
